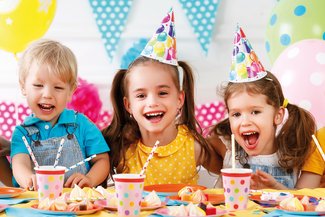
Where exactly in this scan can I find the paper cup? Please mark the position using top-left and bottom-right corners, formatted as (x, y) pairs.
(34, 166), (66, 201)
(221, 168), (252, 211)
(113, 174), (145, 217)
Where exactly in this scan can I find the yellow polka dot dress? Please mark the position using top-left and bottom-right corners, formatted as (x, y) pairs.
(124, 125), (198, 185)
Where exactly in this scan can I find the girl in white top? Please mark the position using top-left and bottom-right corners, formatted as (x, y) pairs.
(208, 71), (316, 189)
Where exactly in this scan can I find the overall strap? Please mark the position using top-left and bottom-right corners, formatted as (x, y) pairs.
(21, 125), (41, 146)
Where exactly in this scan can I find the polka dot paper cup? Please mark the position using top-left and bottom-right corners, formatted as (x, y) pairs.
(113, 174), (145, 217)
(34, 166), (66, 201)
(221, 168), (252, 211)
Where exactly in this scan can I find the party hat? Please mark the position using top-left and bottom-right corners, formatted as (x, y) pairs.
(141, 8), (178, 66)
(229, 24), (267, 82)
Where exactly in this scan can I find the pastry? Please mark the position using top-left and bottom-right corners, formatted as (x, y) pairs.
(143, 190), (161, 206)
(69, 184), (87, 201)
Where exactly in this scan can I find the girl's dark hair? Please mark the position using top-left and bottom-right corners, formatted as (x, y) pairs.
(102, 56), (212, 176)
(210, 71), (316, 169)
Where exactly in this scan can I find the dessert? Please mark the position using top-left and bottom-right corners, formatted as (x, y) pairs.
(206, 203), (217, 215)
(37, 197), (68, 211)
(178, 186), (195, 197)
(177, 187), (208, 203)
(87, 188), (105, 200)
(69, 184), (87, 201)
(95, 186), (110, 198)
(188, 203), (206, 216)
(316, 200), (325, 211)
(191, 190), (207, 203)
(67, 200), (95, 212)
(143, 190), (161, 206)
(260, 192), (293, 202)
(280, 197), (304, 211)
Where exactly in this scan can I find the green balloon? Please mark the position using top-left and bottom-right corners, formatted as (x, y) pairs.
(265, 0), (325, 64)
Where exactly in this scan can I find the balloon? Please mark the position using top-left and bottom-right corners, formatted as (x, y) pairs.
(265, 0), (325, 64)
(271, 39), (325, 127)
(0, 0), (56, 54)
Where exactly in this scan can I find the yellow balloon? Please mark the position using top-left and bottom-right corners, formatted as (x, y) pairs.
(0, 0), (56, 54)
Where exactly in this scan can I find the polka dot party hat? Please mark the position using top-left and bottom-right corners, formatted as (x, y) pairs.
(141, 8), (178, 66)
(229, 24), (267, 83)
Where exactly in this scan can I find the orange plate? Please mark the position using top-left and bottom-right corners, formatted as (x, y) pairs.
(249, 194), (309, 207)
(0, 187), (26, 198)
(30, 204), (103, 215)
(143, 184), (207, 196)
(168, 194), (225, 205)
(95, 199), (166, 211)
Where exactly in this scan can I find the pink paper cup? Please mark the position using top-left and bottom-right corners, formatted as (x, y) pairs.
(113, 174), (145, 217)
(34, 166), (66, 201)
(221, 168), (252, 211)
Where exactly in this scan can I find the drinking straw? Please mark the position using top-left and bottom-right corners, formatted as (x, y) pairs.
(53, 138), (65, 168)
(65, 154), (97, 172)
(140, 140), (160, 176)
(231, 134), (236, 169)
(312, 135), (325, 161)
(22, 136), (39, 168)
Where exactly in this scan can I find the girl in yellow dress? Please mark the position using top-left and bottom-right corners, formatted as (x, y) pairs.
(102, 9), (220, 185)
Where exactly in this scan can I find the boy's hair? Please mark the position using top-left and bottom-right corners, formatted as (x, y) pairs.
(18, 39), (78, 90)
(211, 71), (316, 170)
(102, 56), (213, 175)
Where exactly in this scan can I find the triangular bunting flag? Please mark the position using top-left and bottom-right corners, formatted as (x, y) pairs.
(178, 0), (220, 55)
(88, 0), (132, 61)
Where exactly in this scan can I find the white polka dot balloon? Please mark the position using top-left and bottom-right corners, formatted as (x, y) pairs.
(271, 39), (325, 127)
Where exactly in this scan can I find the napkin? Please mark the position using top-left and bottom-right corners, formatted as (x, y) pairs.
(5, 207), (76, 217)
(0, 198), (35, 205)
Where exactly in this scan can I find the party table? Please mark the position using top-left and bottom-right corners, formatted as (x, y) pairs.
(1, 188), (325, 216)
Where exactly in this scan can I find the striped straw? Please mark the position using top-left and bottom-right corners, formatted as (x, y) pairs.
(140, 140), (159, 176)
(231, 134), (236, 169)
(22, 136), (39, 168)
(65, 154), (97, 172)
(53, 138), (65, 168)
(312, 135), (325, 162)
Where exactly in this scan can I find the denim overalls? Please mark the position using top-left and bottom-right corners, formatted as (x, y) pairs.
(23, 123), (87, 182)
(248, 164), (296, 188)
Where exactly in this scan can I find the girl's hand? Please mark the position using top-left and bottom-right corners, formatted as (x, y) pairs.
(250, 169), (280, 189)
(64, 173), (93, 188)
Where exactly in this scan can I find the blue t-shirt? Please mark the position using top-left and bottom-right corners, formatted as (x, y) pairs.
(11, 109), (110, 185)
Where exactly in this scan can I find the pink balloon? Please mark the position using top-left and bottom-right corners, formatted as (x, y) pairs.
(271, 39), (325, 127)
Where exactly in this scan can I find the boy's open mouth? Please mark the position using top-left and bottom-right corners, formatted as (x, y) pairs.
(39, 103), (55, 111)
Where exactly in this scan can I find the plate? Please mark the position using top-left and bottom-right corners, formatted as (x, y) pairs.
(168, 194), (225, 205)
(0, 187), (26, 198)
(30, 204), (103, 215)
(277, 207), (325, 216)
(249, 194), (309, 207)
(155, 207), (228, 217)
(143, 184), (207, 196)
(95, 199), (166, 211)
(0, 204), (9, 212)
